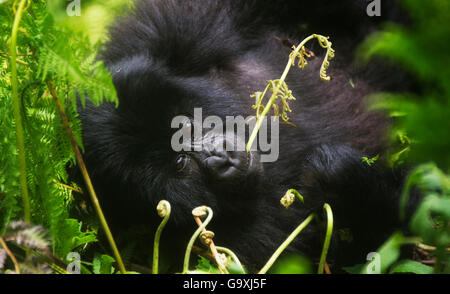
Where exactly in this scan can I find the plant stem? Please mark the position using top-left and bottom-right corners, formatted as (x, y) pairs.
(258, 213), (315, 274)
(182, 206), (213, 274)
(289, 188), (304, 203)
(246, 34), (319, 152)
(193, 215), (228, 274)
(0, 237), (20, 273)
(216, 246), (246, 274)
(318, 203), (333, 274)
(53, 180), (83, 194)
(10, 0), (31, 223)
(46, 81), (127, 274)
(153, 200), (171, 274)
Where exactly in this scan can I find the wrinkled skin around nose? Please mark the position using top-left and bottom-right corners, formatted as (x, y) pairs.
(192, 132), (262, 181)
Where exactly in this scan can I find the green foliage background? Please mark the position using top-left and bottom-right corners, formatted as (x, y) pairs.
(0, 0), (121, 272)
(355, 0), (450, 273)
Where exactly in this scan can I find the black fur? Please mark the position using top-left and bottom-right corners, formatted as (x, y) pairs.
(78, 0), (419, 271)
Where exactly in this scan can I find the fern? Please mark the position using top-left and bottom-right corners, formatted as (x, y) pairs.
(0, 0), (117, 263)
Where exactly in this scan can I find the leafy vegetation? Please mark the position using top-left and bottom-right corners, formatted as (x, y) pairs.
(0, 0), (119, 273)
(350, 0), (450, 274)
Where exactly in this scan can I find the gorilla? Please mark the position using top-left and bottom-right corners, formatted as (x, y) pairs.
(78, 0), (419, 272)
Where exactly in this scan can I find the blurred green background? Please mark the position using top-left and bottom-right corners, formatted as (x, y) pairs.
(47, 0), (133, 44)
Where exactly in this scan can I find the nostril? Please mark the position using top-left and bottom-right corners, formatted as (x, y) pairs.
(204, 155), (228, 171)
(227, 151), (246, 166)
(201, 133), (254, 179)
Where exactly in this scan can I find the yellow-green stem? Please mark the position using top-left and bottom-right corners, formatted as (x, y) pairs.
(318, 203), (333, 274)
(216, 246), (246, 274)
(193, 216), (228, 274)
(258, 213), (315, 274)
(153, 200), (171, 274)
(0, 237), (20, 273)
(289, 188), (304, 203)
(246, 35), (319, 152)
(10, 0), (31, 223)
(183, 207), (213, 274)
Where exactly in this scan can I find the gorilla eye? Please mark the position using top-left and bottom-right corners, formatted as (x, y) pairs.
(175, 154), (188, 171)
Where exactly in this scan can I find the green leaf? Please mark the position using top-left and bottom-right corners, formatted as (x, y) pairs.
(389, 260), (433, 274)
(361, 154), (379, 166)
(195, 256), (221, 274)
(269, 254), (313, 274)
(55, 219), (97, 257)
(398, 163), (449, 221)
(343, 264), (365, 274)
(359, 232), (404, 274)
(227, 260), (247, 274)
(93, 254), (116, 274)
(410, 194), (450, 247)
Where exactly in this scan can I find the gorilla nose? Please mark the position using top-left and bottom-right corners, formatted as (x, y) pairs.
(204, 149), (249, 180)
(201, 133), (260, 180)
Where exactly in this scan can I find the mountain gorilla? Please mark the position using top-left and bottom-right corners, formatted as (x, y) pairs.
(78, 0), (419, 271)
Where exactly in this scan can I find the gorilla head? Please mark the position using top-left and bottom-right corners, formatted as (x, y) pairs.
(78, 0), (418, 271)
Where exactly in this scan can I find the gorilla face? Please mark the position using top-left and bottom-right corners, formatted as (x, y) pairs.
(79, 52), (269, 227)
